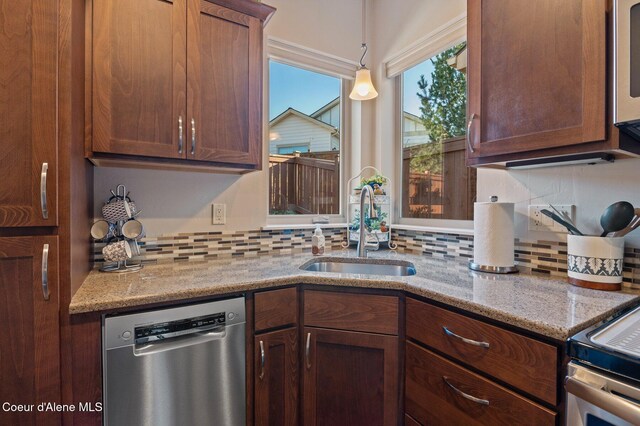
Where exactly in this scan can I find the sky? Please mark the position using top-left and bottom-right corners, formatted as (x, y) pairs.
(269, 61), (341, 120)
(403, 59), (435, 117)
(268, 58), (434, 120)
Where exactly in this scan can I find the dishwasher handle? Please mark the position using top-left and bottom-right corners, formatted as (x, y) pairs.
(134, 329), (227, 356)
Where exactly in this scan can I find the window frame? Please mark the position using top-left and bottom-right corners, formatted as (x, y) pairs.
(265, 39), (355, 225)
(386, 16), (473, 231)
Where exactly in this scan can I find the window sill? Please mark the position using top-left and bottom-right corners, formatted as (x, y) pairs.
(262, 223), (347, 231)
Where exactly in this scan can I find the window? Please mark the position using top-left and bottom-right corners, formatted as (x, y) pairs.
(268, 60), (341, 216)
(400, 42), (476, 220)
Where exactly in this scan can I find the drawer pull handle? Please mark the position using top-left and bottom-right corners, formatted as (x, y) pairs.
(41, 244), (50, 301)
(443, 376), (490, 406)
(259, 340), (265, 380)
(305, 332), (311, 369)
(443, 326), (490, 348)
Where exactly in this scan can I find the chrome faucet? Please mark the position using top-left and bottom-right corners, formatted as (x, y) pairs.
(357, 185), (380, 258)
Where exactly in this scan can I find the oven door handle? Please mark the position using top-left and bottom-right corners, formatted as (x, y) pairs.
(565, 376), (640, 425)
(133, 329), (227, 356)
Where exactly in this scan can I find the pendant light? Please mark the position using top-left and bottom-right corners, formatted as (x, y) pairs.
(349, 0), (378, 101)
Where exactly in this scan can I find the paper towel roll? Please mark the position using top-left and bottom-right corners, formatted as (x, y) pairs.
(473, 201), (515, 268)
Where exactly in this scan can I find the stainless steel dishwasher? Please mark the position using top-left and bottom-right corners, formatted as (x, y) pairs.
(102, 297), (246, 426)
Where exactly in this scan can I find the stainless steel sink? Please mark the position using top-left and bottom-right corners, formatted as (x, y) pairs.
(300, 258), (416, 276)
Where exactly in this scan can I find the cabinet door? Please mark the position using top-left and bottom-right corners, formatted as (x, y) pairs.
(0, 0), (58, 227)
(187, 1), (263, 167)
(0, 236), (60, 424)
(255, 328), (299, 426)
(467, 0), (605, 160)
(303, 327), (399, 426)
(92, 0), (187, 159)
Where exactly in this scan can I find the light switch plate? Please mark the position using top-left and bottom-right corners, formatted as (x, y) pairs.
(212, 204), (226, 225)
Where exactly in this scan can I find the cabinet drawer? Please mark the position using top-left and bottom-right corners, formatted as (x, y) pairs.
(254, 287), (298, 333)
(405, 342), (556, 426)
(406, 298), (557, 404)
(304, 290), (398, 335)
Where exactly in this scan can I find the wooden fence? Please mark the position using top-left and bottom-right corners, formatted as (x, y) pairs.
(269, 152), (340, 215)
(402, 137), (476, 220)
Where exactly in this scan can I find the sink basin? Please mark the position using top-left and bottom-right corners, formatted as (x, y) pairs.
(300, 258), (416, 276)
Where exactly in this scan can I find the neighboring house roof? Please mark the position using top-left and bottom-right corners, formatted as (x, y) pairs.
(310, 96), (339, 119)
(403, 111), (424, 125)
(270, 107), (338, 133)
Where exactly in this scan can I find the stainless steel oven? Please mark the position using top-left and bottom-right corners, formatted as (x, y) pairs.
(566, 305), (640, 426)
(566, 362), (640, 426)
(614, 0), (640, 138)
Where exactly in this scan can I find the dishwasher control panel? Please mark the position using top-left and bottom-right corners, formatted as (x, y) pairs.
(134, 312), (226, 343)
(103, 297), (246, 350)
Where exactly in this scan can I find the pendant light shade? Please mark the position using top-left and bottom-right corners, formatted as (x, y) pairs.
(349, 66), (378, 100)
(350, 0), (377, 101)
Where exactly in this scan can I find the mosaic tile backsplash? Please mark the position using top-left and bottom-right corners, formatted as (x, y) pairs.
(92, 227), (640, 288)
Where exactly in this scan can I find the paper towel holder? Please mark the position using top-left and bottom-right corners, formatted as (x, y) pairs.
(468, 195), (519, 274)
(468, 261), (518, 274)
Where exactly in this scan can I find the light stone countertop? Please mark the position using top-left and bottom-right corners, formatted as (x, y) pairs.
(69, 249), (640, 341)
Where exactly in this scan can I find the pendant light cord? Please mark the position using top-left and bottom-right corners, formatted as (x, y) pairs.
(359, 0), (367, 68)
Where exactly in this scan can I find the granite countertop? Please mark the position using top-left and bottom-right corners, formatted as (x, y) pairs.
(70, 249), (640, 341)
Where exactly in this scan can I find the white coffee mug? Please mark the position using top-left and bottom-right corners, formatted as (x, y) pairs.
(122, 219), (145, 240)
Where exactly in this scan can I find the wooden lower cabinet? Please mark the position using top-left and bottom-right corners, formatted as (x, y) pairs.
(303, 327), (399, 426)
(0, 236), (60, 425)
(405, 342), (556, 426)
(254, 327), (299, 426)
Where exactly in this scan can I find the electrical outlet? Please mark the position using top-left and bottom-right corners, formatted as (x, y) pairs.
(528, 204), (575, 232)
(212, 204), (226, 225)
(528, 205), (551, 231)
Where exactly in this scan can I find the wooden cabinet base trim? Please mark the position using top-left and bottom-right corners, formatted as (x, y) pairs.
(88, 155), (258, 174)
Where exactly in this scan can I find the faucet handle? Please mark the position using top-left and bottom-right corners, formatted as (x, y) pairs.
(365, 229), (380, 251)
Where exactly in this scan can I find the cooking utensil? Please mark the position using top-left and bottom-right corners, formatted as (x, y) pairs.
(612, 208), (640, 237)
(549, 204), (578, 229)
(600, 201), (635, 237)
(540, 209), (584, 235)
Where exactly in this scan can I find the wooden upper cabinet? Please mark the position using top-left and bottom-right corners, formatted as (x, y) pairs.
(89, 0), (274, 170)
(0, 0), (58, 227)
(0, 237), (60, 424)
(467, 0), (606, 163)
(187, 1), (263, 167)
(92, 0), (187, 159)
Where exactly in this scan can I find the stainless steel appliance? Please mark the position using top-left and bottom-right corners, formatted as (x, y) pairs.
(614, 0), (640, 139)
(566, 305), (640, 425)
(102, 297), (246, 426)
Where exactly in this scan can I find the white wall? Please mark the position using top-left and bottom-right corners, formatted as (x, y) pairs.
(477, 158), (640, 247)
(93, 0), (364, 236)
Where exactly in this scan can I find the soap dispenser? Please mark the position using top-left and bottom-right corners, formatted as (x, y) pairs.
(312, 226), (325, 255)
